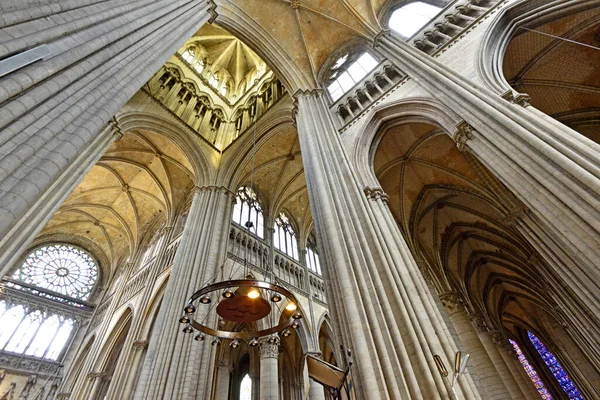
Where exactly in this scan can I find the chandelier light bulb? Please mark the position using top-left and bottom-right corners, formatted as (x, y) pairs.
(285, 302), (297, 311)
(200, 295), (211, 304)
(179, 316), (190, 324)
(182, 325), (193, 334)
(282, 329), (291, 337)
(247, 289), (260, 299)
(267, 335), (277, 344)
(222, 290), (234, 299)
(230, 339), (240, 349)
(249, 338), (259, 347)
(184, 304), (196, 314)
(211, 338), (221, 346)
(194, 333), (205, 341)
(292, 311), (302, 320)
(291, 321), (300, 329)
(271, 293), (282, 302)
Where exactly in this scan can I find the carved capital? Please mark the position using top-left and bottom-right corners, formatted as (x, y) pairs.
(110, 117), (123, 141)
(132, 340), (149, 350)
(490, 330), (508, 347)
(207, 0), (218, 23)
(468, 312), (488, 333)
(505, 204), (530, 227)
(194, 185), (236, 199)
(364, 187), (389, 204)
(56, 393), (71, 399)
(86, 371), (110, 382)
(373, 29), (392, 48)
(439, 291), (463, 314)
(453, 121), (473, 152)
(259, 335), (280, 359)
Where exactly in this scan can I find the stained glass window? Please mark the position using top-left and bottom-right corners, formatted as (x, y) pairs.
(389, 2), (443, 38)
(12, 244), (99, 301)
(274, 213), (298, 260)
(232, 187), (264, 238)
(527, 332), (583, 399)
(240, 374), (252, 400)
(509, 339), (553, 399)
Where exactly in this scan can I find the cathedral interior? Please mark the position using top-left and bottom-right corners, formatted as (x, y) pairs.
(0, 0), (598, 399)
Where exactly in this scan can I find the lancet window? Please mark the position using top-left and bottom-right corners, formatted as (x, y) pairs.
(509, 339), (552, 399)
(181, 47), (205, 74)
(232, 187), (264, 238)
(0, 244), (99, 365)
(240, 374), (252, 400)
(527, 332), (583, 399)
(306, 238), (322, 275)
(389, 2), (443, 38)
(326, 52), (379, 101)
(273, 213), (299, 260)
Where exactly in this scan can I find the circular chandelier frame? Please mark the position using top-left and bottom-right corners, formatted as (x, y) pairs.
(183, 279), (301, 340)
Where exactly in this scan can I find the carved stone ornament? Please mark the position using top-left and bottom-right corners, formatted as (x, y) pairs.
(468, 312), (488, 333)
(259, 335), (280, 359)
(439, 292), (463, 314)
(453, 121), (473, 152)
(132, 340), (149, 351)
(363, 187), (389, 204)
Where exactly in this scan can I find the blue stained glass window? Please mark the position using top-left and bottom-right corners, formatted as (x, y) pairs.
(527, 331), (584, 399)
(509, 339), (553, 399)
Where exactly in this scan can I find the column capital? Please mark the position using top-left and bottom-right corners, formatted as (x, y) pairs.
(292, 88), (326, 100)
(372, 29), (392, 48)
(110, 117), (124, 141)
(453, 120), (473, 153)
(86, 371), (110, 382)
(194, 185), (236, 199)
(505, 204), (530, 227)
(489, 330), (508, 347)
(132, 340), (149, 351)
(364, 187), (389, 204)
(468, 312), (489, 333)
(259, 335), (280, 359)
(439, 291), (464, 314)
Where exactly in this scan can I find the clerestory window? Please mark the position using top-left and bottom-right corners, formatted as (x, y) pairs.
(182, 47), (205, 74)
(389, 2), (443, 38)
(232, 187), (264, 238)
(306, 237), (322, 275)
(327, 52), (379, 101)
(273, 213), (299, 260)
(509, 339), (553, 399)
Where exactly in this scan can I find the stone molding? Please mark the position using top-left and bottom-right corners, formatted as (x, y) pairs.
(132, 340), (149, 350)
(86, 371), (110, 382)
(364, 187), (389, 204)
(194, 185), (236, 199)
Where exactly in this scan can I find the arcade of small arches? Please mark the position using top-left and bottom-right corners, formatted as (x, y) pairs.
(0, 0), (598, 399)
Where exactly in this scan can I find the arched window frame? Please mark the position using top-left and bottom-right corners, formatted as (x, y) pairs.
(239, 373), (252, 400)
(325, 51), (380, 102)
(509, 339), (553, 399)
(232, 187), (264, 238)
(181, 46), (206, 75)
(306, 236), (322, 275)
(387, 1), (445, 40)
(273, 213), (299, 260)
(0, 243), (100, 364)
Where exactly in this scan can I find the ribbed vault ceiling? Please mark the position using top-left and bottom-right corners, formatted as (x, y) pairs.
(215, 0), (387, 88)
(503, 7), (600, 143)
(39, 130), (195, 273)
(374, 122), (557, 336)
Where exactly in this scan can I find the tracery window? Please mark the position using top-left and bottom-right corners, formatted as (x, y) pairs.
(509, 339), (553, 399)
(232, 187), (264, 238)
(182, 47), (205, 74)
(0, 244), (99, 365)
(327, 52), (379, 101)
(527, 331), (583, 399)
(273, 213), (299, 260)
(389, 2), (443, 38)
(12, 244), (98, 301)
(306, 239), (322, 275)
(240, 374), (252, 400)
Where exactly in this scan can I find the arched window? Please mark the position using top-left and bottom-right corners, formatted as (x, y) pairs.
(389, 2), (443, 38)
(273, 213), (298, 260)
(509, 339), (553, 399)
(240, 374), (252, 400)
(182, 47), (205, 74)
(528, 332), (583, 399)
(327, 52), (379, 101)
(0, 244), (99, 362)
(306, 237), (322, 275)
(232, 187), (264, 238)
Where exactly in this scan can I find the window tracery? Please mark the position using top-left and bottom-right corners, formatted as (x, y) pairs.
(306, 237), (322, 275)
(232, 187), (264, 238)
(389, 2), (443, 38)
(527, 331), (583, 399)
(509, 339), (552, 399)
(182, 47), (205, 74)
(326, 52), (379, 101)
(273, 213), (299, 260)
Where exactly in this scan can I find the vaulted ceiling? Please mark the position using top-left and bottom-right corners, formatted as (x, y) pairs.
(503, 7), (600, 143)
(38, 130), (195, 275)
(373, 121), (558, 336)
(214, 0), (388, 88)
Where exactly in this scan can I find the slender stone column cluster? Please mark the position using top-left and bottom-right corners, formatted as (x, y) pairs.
(0, 0), (216, 277)
(295, 91), (481, 399)
(259, 335), (280, 400)
(134, 186), (234, 400)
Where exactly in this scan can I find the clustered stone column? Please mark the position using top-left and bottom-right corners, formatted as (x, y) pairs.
(134, 186), (234, 400)
(439, 292), (511, 399)
(295, 91), (481, 399)
(259, 335), (280, 400)
(0, 0), (217, 278)
(373, 31), (600, 352)
(215, 361), (232, 400)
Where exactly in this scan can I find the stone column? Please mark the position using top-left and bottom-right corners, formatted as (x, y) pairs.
(87, 372), (110, 400)
(0, 0), (217, 278)
(308, 379), (326, 400)
(134, 186), (235, 400)
(215, 362), (232, 400)
(374, 32), (600, 342)
(475, 326), (526, 400)
(259, 336), (280, 400)
(295, 91), (481, 399)
(439, 293), (511, 399)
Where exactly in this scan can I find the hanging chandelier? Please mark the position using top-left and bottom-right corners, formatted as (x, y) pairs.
(179, 82), (302, 347)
